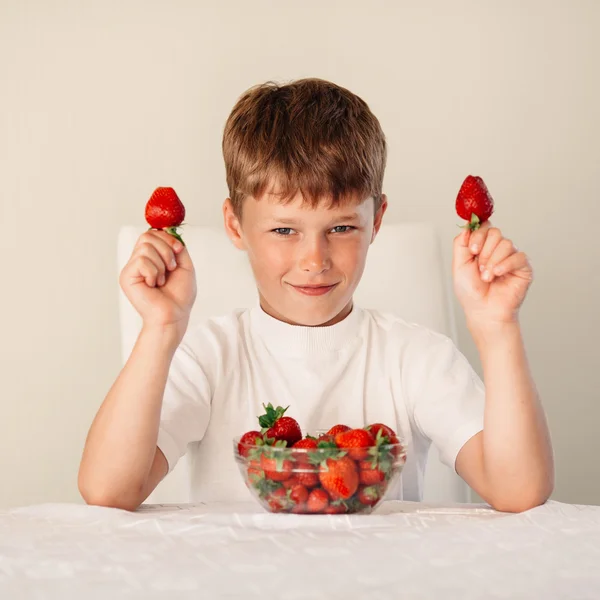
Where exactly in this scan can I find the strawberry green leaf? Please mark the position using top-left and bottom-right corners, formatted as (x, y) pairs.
(165, 226), (186, 247)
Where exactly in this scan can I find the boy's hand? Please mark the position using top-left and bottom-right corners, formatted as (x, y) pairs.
(119, 230), (197, 341)
(452, 221), (533, 328)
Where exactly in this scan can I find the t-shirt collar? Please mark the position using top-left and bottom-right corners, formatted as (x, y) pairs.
(250, 303), (364, 356)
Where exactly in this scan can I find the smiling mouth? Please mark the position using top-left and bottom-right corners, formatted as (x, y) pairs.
(288, 283), (339, 296)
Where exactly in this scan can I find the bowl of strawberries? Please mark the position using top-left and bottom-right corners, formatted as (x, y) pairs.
(234, 404), (407, 514)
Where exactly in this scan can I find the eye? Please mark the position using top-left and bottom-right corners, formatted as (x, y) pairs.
(272, 228), (295, 236)
(330, 225), (355, 234)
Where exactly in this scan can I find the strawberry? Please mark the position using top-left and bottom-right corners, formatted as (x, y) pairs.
(246, 459), (265, 484)
(358, 461), (385, 485)
(323, 502), (347, 514)
(250, 474), (281, 500)
(317, 433), (335, 444)
(455, 175), (494, 232)
(145, 187), (186, 246)
(334, 428), (376, 461)
(292, 437), (318, 465)
(389, 435), (404, 459)
(319, 456), (359, 500)
(237, 430), (264, 458)
(306, 488), (329, 513)
(296, 471), (320, 488)
(357, 484), (382, 507)
(365, 423), (397, 441)
(260, 448), (293, 482)
(381, 433), (402, 459)
(327, 424), (351, 436)
(289, 484), (309, 506)
(365, 424), (403, 458)
(282, 476), (300, 489)
(267, 487), (291, 512)
(258, 403), (302, 446)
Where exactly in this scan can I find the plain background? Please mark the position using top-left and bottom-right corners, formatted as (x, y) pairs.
(1, 0), (599, 509)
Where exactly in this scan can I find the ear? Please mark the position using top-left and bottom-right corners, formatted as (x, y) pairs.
(223, 198), (246, 250)
(371, 194), (388, 243)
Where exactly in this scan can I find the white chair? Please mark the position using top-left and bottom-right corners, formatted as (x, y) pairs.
(117, 223), (473, 504)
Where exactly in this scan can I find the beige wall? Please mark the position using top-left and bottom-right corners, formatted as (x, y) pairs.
(1, 0), (599, 508)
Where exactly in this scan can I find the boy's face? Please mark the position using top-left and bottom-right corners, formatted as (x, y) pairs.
(224, 190), (387, 326)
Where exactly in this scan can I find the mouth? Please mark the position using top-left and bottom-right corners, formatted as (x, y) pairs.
(288, 283), (339, 296)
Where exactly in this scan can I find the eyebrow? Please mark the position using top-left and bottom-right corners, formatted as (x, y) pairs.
(271, 213), (360, 225)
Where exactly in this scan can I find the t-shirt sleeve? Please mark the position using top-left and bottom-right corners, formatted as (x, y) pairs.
(157, 336), (212, 474)
(405, 330), (485, 472)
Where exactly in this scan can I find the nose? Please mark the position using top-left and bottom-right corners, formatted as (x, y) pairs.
(298, 235), (332, 274)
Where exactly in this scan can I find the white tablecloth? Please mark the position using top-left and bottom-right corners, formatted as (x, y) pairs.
(1, 500), (599, 599)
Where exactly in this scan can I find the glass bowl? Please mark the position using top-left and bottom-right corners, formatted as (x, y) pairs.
(233, 434), (407, 514)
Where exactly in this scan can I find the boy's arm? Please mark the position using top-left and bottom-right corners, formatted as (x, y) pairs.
(452, 221), (554, 512)
(456, 320), (554, 512)
(78, 326), (177, 511)
(79, 230), (197, 511)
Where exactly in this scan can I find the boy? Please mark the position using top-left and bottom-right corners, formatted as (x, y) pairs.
(78, 78), (554, 512)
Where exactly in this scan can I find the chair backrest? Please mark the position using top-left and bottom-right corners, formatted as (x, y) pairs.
(117, 223), (472, 504)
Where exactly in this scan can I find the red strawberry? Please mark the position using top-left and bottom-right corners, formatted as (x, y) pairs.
(384, 434), (403, 458)
(145, 187), (186, 245)
(365, 424), (403, 459)
(357, 484), (382, 507)
(260, 453), (293, 482)
(267, 487), (291, 512)
(334, 428), (376, 461)
(323, 502), (347, 514)
(292, 437), (318, 464)
(282, 476), (300, 489)
(247, 459), (263, 476)
(296, 471), (320, 488)
(306, 488), (329, 513)
(455, 175), (494, 232)
(317, 433), (335, 444)
(319, 456), (359, 500)
(258, 403), (302, 446)
(327, 424), (351, 436)
(246, 461), (265, 487)
(358, 461), (386, 485)
(289, 484), (309, 506)
(237, 431), (263, 458)
(365, 423), (397, 441)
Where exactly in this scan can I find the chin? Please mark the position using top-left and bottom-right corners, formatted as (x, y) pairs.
(285, 303), (348, 327)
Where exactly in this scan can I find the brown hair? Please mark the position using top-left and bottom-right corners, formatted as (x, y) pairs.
(222, 78), (387, 217)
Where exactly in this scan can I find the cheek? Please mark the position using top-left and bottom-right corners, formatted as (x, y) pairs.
(247, 238), (291, 278)
(335, 237), (369, 276)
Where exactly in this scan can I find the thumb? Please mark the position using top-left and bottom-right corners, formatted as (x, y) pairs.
(174, 244), (194, 270)
(452, 227), (474, 271)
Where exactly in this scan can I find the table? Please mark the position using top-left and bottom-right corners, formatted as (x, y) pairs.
(1, 500), (599, 599)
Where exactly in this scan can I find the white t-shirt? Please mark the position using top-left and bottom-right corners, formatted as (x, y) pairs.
(157, 305), (485, 503)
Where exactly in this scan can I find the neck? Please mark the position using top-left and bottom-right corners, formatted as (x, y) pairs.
(258, 297), (354, 327)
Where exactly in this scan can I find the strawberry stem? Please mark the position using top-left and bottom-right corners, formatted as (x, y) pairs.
(165, 226), (186, 246)
(458, 213), (482, 232)
(258, 403), (289, 430)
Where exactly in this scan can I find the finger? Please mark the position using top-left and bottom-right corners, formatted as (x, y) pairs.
(137, 256), (160, 287)
(151, 229), (185, 256)
(467, 220), (492, 256)
(481, 239), (517, 280)
(135, 232), (179, 271)
(134, 243), (168, 282)
(139, 228), (184, 249)
(172, 244), (194, 271)
(480, 238), (517, 272)
(453, 227), (474, 269)
(490, 251), (532, 278)
(477, 227), (503, 267)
